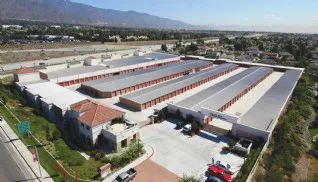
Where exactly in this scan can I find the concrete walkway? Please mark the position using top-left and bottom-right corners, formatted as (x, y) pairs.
(103, 144), (154, 182)
(0, 120), (53, 182)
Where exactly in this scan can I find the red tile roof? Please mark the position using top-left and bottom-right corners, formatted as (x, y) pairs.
(70, 99), (125, 126)
(15, 67), (36, 74)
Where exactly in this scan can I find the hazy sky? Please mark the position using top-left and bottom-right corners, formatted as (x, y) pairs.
(72, 0), (318, 26)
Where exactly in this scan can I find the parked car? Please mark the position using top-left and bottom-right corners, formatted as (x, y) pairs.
(208, 165), (232, 182)
(206, 175), (224, 182)
(112, 168), (137, 182)
(215, 160), (235, 174)
(183, 123), (192, 132)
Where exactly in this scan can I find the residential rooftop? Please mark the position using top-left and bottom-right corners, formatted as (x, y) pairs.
(15, 67), (37, 74)
(71, 99), (125, 126)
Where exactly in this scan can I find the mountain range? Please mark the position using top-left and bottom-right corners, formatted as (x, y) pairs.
(0, 0), (200, 29)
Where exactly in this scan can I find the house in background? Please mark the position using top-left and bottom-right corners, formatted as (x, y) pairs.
(247, 47), (260, 57)
(69, 99), (140, 151)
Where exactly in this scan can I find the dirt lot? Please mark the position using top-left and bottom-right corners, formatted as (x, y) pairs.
(0, 40), (178, 51)
(0, 50), (107, 64)
(132, 160), (179, 182)
(0, 42), (100, 51)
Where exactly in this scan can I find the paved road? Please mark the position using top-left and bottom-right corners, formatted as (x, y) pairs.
(0, 129), (35, 182)
(0, 45), (163, 71)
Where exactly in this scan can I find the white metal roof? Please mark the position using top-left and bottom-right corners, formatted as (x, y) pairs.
(44, 52), (179, 79)
(26, 82), (86, 110)
(120, 63), (237, 104)
(239, 69), (303, 131)
(82, 60), (211, 93)
(176, 66), (272, 111)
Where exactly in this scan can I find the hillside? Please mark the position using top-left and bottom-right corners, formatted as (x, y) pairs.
(0, 0), (198, 29)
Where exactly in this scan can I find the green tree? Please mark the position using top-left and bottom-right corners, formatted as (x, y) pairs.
(186, 43), (198, 52)
(227, 138), (236, 148)
(234, 43), (243, 51)
(161, 44), (168, 52)
(196, 38), (204, 45)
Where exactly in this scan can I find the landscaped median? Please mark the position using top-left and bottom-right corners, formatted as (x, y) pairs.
(0, 79), (144, 181)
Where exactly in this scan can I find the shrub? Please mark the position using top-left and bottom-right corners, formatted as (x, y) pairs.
(252, 137), (264, 149)
(227, 138), (236, 148)
(190, 121), (201, 134)
(106, 140), (144, 169)
(54, 139), (85, 166)
(45, 124), (61, 141)
(94, 152), (104, 160)
(179, 174), (203, 182)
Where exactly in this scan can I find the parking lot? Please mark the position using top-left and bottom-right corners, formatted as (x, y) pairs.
(140, 119), (245, 179)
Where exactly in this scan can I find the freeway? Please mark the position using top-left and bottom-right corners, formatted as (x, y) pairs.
(0, 129), (35, 182)
(0, 45), (163, 71)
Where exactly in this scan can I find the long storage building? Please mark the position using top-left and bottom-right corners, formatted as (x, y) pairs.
(39, 52), (180, 87)
(232, 69), (302, 140)
(120, 63), (238, 111)
(81, 60), (213, 98)
(168, 66), (273, 124)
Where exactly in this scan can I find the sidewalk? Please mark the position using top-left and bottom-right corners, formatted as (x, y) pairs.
(103, 144), (154, 182)
(0, 120), (53, 182)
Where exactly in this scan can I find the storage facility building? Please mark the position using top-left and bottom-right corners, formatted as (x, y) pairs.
(81, 60), (213, 98)
(39, 52), (180, 87)
(24, 82), (87, 125)
(120, 63), (238, 111)
(232, 69), (302, 140)
(168, 66), (273, 125)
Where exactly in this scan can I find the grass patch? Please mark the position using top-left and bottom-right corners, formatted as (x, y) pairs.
(309, 128), (318, 140)
(313, 174), (318, 182)
(0, 105), (64, 182)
